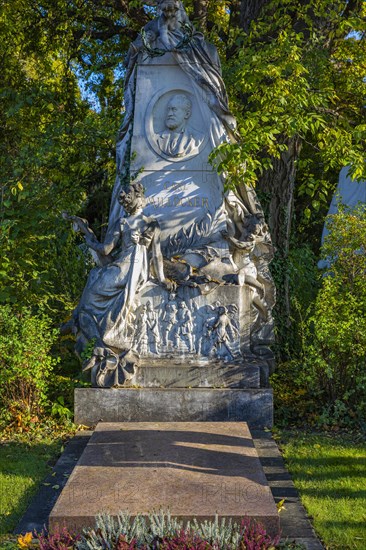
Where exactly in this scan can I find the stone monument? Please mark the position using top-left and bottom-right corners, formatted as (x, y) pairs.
(66, 0), (276, 427)
(318, 165), (366, 269)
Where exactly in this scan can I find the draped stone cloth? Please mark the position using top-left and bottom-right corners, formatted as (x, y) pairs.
(76, 215), (164, 350)
(107, 11), (247, 238)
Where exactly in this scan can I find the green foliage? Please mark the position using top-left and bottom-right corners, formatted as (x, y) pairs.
(280, 431), (366, 549)
(0, 0), (118, 314)
(217, 0), (366, 193)
(77, 511), (280, 549)
(0, 306), (59, 429)
(51, 396), (73, 421)
(80, 337), (97, 362)
(209, 0), (366, 350)
(270, 244), (320, 358)
(271, 361), (315, 427)
(0, 538), (18, 550)
(273, 205), (366, 430)
(305, 205), (366, 428)
(78, 511), (184, 549)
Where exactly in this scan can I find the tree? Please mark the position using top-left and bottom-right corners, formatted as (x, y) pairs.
(214, 1), (365, 349)
(1, 0), (365, 357)
(0, 0), (119, 312)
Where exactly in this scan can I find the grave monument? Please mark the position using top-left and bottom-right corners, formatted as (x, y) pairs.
(67, 0), (276, 427)
(51, 1), (280, 532)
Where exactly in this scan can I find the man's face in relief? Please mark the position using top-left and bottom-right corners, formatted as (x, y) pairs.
(165, 96), (190, 131)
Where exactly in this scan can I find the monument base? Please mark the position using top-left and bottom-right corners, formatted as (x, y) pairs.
(49, 422), (280, 536)
(74, 387), (273, 428)
(133, 358), (262, 388)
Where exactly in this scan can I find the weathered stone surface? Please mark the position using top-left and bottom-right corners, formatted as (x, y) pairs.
(119, 281), (253, 366)
(62, 1), (276, 388)
(49, 422), (280, 536)
(17, 429), (324, 549)
(131, 60), (224, 245)
(74, 388), (273, 428)
(134, 359), (260, 388)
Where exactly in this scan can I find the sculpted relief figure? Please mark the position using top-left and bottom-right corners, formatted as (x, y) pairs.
(63, 183), (171, 386)
(176, 301), (194, 353)
(133, 304), (149, 356)
(161, 293), (178, 349)
(145, 301), (160, 354)
(210, 306), (237, 361)
(65, 0), (276, 385)
(155, 94), (204, 158)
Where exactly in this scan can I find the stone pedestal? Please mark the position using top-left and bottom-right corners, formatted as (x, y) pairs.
(134, 359), (261, 388)
(49, 422), (280, 536)
(74, 387), (273, 428)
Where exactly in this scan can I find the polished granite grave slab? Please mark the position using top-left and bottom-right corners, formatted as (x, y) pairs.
(49, 422), (279, 535)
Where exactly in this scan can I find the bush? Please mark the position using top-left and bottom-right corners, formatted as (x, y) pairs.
(271, 360), (315, 428)
(306, 205), (366, 428)
(272, 205), (366, 430)
(0, 306), (59, 430)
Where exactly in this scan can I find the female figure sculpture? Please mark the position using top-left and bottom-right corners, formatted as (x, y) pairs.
(64, 182), (170, 385)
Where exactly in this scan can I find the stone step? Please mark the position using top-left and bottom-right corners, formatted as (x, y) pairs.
(134, 359), (260, 389)
(74, 388), (273, 428)
(49, 422), (280, 537)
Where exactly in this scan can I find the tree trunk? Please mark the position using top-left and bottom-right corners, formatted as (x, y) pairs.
(239, 0), (271, 31)
(256, 136), (302, 354)
(258, 136), (302, 254)
(193, 0), (209, 32)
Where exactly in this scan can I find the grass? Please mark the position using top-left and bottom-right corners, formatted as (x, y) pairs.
(0, 427), (364, 550)
(0, 437), (62, 535)
(279, 431), (366, 550)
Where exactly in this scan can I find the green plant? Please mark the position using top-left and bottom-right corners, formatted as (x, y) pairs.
(0, 306), (59, 430)
(280, 431), (366, 550)
(80, 338), (97, 363)
(272, 205), (366, 430)
(270, 244), (319, 360)
(271, 360), (315, 428)
(51, 396), (73, 421)
(188, 516), (242, 548)
(0, 536), (20, 550)
(77, 511), (183, 549)
(305, 205), (366, 428)
(77, 511), (281, 550)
